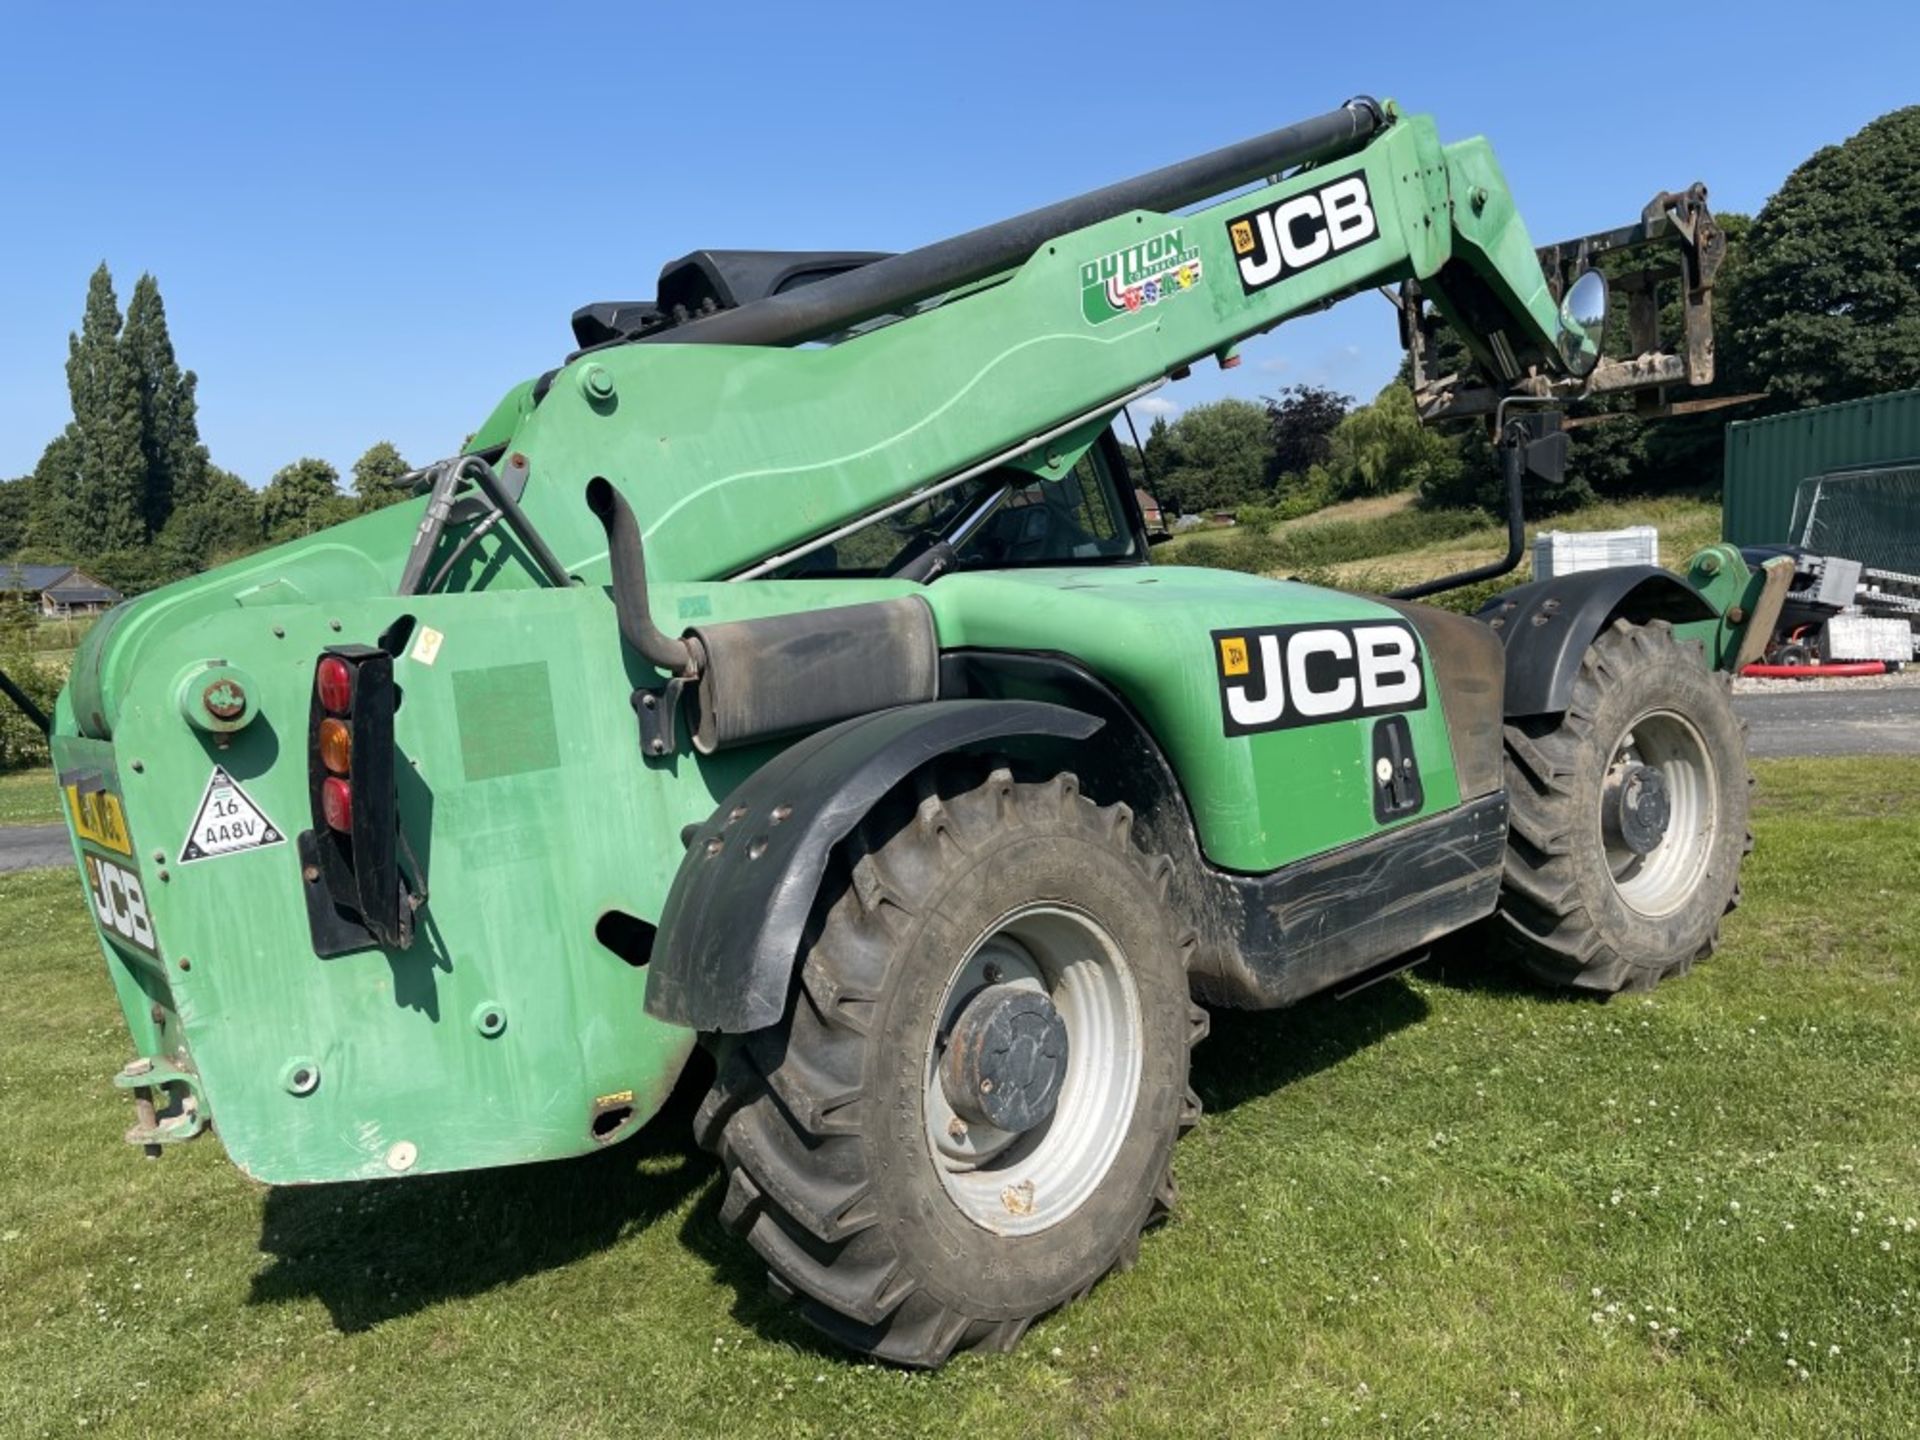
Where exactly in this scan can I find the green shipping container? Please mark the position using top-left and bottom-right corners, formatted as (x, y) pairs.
(1722, 387), (1920, 546)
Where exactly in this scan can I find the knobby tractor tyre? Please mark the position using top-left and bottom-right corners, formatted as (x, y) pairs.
(1497, 618), (1752, 995)
(694, 765), (1206, 1367)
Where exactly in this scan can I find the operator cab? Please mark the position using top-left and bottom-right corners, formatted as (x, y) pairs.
(771, 435), (1146, 580)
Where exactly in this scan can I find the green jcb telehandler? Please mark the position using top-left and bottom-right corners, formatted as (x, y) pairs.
(32, 96), (1786, 1366)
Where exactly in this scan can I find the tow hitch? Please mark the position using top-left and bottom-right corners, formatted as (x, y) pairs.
(114, 1057), (207, 1157)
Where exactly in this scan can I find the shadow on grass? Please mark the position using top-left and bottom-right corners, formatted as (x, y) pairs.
(249, 1055), (720, 1333)
(1193, 932), (1597, 1115)
(1417, 927), (1609, 1005)
(249, 951), (1539, 1347)
(673, 1187), (879, 1362)
(1191, 972), (1431, 1115)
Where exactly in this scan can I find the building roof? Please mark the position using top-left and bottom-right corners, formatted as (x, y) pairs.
(0, 563), (76, 591)
(46, 583), (121, 605)
(0, 563), (122, 604)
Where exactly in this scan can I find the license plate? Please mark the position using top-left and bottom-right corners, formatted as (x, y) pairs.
(66, 780), (133, 855)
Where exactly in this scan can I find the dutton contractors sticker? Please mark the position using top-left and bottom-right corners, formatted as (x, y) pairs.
(177, 765), (287, 863)
(1081, 226), (1204, 323)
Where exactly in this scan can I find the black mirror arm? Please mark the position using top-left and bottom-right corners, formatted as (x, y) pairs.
(1389, 436), (1524, 601)
(1389, 404), (1561, 602)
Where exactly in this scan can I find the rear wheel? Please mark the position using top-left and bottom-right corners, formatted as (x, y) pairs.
(696, 766), (1204, 1367)
(1496, 619), (1751, 994)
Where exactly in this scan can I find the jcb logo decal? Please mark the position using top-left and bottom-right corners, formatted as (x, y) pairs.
(1225, 172), (1378, 294)
(84, 853), (159, 958)
(1213, 621), (1425, 736)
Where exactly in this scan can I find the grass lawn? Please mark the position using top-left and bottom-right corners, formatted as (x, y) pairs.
(1159, 492), (1727, 606)
(0, 768), (60, 827)
(3, 757), (1917, 1437)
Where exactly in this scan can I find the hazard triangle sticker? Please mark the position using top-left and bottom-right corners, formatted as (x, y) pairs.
(177, 766), (287, 864)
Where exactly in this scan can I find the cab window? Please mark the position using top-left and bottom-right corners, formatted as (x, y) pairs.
(772, 444), (1140, 578)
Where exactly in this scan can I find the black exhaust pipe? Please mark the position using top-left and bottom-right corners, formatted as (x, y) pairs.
(585, 477), (697, 677)
(651, 97), (1387, 349)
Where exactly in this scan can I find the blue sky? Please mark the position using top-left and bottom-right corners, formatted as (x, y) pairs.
(2, 1), (1914, 486)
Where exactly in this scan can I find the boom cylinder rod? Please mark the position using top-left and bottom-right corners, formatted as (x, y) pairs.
(651, 98), (1387, 349)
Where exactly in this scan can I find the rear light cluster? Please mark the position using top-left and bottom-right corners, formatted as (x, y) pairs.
(315, 660), (357, 832)
(304, 644), (411, 953)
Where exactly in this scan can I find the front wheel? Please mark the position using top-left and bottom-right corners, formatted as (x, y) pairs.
(1496, 619), (1751, 994)
(695, 766), (1204, 1367)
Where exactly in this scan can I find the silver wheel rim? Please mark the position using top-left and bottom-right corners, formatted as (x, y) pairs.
(922, 903), (1142, 1237)
(1602, 708), (1718, 917)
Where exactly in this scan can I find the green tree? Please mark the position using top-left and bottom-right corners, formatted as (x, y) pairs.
(158, 466), (262, 574)
(1264, 384), (1351, 483)
(261, 458), (349, 540)
(0, 599), (58, 770)
(1152, 399), (1274, 515)
(351, 441), (412, 511)
(86, 546), (187, 597)
(55, 265), (147, 555)
(1314, 384), (1464, 500)
(121, 273), (210, 529)
(1726, 106), (1920, 407)
(25, 432), (77, 553)
(0, 478), (28, 558)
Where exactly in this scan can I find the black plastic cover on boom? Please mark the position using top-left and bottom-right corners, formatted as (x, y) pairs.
(571, 250), (893, 348)
(647, 97), (1387, 349)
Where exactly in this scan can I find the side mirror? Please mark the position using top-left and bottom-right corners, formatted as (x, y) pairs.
(1556, 268), (1608, 377)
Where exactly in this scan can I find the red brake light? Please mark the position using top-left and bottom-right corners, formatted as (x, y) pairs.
(321, 776), (354, 833)
(316, 656), (353, 714)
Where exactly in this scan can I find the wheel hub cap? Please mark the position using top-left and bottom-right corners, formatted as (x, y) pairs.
(924, 904), (1142, 1236)
(941, 984), (1070, 1133)
(1606, 762), (1671, 855)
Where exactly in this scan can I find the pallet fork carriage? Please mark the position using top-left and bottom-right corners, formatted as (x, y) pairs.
(32, 96), (1784, 1366)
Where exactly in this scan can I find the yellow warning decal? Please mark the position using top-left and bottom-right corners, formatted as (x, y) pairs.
(66, 783), (132, 856)
(1217, 636), (1250, 677)
(1229, 219), (1256, 256)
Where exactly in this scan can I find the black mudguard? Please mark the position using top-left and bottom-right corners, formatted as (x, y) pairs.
(1477, 565), (1717, 718)
(645, 699), (1101, 1033)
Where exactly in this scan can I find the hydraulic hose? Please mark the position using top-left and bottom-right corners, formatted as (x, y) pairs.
(652, 98), (1388, 349)
(585, 477), (697, 676)
(1740, 662), (1888, 679)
